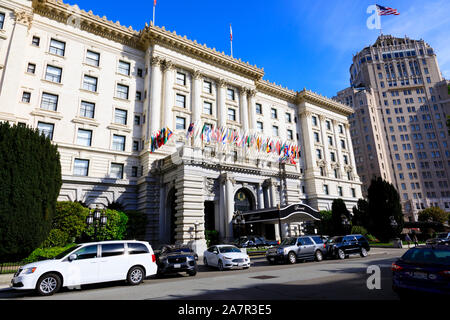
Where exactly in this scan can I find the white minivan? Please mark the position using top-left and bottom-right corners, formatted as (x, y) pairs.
(10, 241), (158, 296)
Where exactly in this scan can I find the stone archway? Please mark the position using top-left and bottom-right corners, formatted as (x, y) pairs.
(234, 188), (255, 213)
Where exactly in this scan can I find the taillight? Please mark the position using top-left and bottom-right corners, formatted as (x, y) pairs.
(323, 244), (326, 248)
(152, 254), (156, 263)
(439, 270), (450, 277)
(391, 263), (403, 272)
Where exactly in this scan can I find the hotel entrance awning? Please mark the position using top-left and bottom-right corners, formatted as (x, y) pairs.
(240, 203), (321, 225)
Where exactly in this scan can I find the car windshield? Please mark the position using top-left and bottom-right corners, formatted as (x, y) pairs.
(327, 237), (343, 244)
(164, 247), (192, 253)
(401, 248), (450, 266)
(219, 246), (241, 253)
(436, 233), (449, 238)
(54, 245), (81, 260)
(280, 238), (297, 246)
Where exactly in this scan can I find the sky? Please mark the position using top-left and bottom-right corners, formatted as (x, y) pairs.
(66, 0), (450, 98)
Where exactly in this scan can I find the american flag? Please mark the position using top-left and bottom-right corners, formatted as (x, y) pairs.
(376, 4), (400, 16)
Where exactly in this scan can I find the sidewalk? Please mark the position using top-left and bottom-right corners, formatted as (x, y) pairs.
(0, 273), (12, 290)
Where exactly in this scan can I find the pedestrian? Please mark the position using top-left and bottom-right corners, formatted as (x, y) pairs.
(412, 233), (419, 247)
(404, 233), (411, 248)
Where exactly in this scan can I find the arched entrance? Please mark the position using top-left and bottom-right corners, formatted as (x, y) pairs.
(234, 188), (255, 238)
(166, 188), (177, 244)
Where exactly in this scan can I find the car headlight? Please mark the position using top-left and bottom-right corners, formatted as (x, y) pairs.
(277, 248), (284, 254)
(223, 256), (233, 260)
(22, 267), (37, 275)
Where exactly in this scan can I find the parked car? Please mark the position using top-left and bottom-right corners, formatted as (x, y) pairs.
(326, 234), (370, 259)
(203, 245), (251, 271)
(266, 235), (327, 264)
(234, 236), (277, 248)
(392, 244), (450, 297)
(155, 245), (198, 277)
(426, 232), (450, 245)
(10, 241), (158, 296)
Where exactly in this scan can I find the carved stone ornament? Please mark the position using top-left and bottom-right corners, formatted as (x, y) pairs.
(193, 70), (203, 80)
(162, 60), (175, 72)
(14, 10), (33, 29)
(150, 56), (162, 67)
(204, 178), (217, 197)
(218, 78), (227, 88)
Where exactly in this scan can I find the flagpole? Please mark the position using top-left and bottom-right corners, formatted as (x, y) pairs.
(230, 24), (233, 57)
(153, 0), (156, 26)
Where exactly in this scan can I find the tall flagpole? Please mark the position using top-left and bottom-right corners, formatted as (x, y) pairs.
(153, 0), (156, 26)
(230, 24), (233, 57)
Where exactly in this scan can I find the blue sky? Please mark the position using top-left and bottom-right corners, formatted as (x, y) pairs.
(67, 0), (450, 98)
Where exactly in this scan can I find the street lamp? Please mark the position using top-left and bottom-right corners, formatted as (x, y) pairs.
(194, 221), (200, 241)
(390, 216), (398, 229)
(86, 205), (108, 241)
(233, 211), (246, 241)
(341, 215), (350, 234)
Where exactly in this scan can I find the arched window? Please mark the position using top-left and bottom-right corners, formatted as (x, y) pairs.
(234, 189), (254, 213)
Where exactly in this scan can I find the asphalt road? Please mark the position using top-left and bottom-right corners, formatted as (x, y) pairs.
(0, 249), (406, 300)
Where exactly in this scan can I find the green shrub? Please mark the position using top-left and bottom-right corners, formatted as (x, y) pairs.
(366, 234), (379, 242)
(83, 209), (128, 241)
(351, 225), (368, 237)
(23, 244), (77, 264)
(125, 210), (148, 240)
(41, 229), (69, 248)
(205, 230), (220, 247)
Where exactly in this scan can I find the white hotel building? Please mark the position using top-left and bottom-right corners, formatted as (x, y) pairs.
(0, 0), (362, 251)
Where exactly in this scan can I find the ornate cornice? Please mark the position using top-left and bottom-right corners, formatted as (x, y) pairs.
(296, 89), (355, 117)
(256, 79), (297, 103)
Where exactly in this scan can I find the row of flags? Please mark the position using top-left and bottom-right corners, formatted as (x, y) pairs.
(150, 127), (173, 153)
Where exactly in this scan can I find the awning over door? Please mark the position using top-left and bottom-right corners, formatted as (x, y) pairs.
(241, 203), (321, 225)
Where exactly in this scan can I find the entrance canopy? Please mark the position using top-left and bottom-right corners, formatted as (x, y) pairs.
(241, 203), (321, 225)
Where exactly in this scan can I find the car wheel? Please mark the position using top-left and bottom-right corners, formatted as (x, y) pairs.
(337, 249), (345, 260)
(36, 273), (62, 296)
(218, 260), (224, 271)
(187, 269), (197, 277)
(360, 247), (368, 257)
(127, 266), (145, 286)
(315, 250), (323, 262)
(288, 252), (297, 264)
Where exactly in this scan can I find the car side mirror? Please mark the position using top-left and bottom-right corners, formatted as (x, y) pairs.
(213, 251), (218, 255)
(297, 243), (301, 246)
(68, 254), (77, 262)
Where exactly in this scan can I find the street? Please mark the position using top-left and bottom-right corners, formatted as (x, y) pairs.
(0, 248), (406, 300)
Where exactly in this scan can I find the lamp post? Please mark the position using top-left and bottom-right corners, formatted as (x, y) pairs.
(194, 221), (200, 241)
(341, 215), (350, 234)
(86, 205), (108, 242)
(233, 211), (245, 241)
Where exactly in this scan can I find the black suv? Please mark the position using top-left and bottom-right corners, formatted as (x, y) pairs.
(326, 234), (370, 259)
(155, 245), (198, 276)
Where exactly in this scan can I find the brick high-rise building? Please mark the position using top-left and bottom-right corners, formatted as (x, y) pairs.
(335, 35), (450, 221)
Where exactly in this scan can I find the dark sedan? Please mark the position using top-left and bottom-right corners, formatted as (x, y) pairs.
(155, 245), (198, 276)
(392, 244), (450, 297)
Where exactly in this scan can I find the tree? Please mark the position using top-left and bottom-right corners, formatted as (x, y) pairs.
(316, 210), (333, 235)
(331, 199), (351, 235)
(418, 207), (449, 224)
(0, 123), (62, 262)
(352, 199), (370, 230)
(367, 177), (403, 242)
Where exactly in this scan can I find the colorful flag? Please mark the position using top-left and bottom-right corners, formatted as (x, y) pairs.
(376, 4), (400, 16)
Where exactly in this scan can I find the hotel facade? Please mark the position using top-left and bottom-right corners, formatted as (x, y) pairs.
(0, 0), (362, 251)
(334, 35), (450, 222)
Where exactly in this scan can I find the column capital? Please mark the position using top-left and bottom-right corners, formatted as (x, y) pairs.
(218, 78), (228, 88)
(299, 110), (313, 118)
(14, 10), (33, 29)
(162, 60), (175, 72)
(150, 56), (163, 67)
(240, 87), (250, 96)
(193, 70), (203, 80)
(248, 89), (257, 98)
(318, 114), (326, 121)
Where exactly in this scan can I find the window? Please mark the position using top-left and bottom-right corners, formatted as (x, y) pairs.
(136, 91), (142, 101)
(77, 129), (92, 147)
(116, 84), (129, 100)
(74, 245), (98, 260)
(271, 108), (278, 119)
(227, 88), (235, 101)
(338, 186), (343, 197)
(80, 101), (95, 119)
(314, 132), (320, 143)
(21, 92), (31, 103)
(176, 117), (186, 130)
(37, 122), (54, 140)
(83, 75), (97, 92)
(86, 50), (100, 67)
(312, 116), (318, 126)
(133, 140), (140, 152)
(32, 36), (40, 46)
(339, 125), (344, 134)
(27, 63), (36, 74)
(114, 109), (127, 125)
(176, 72), (186, 86)
(272, 126), (279, 137)
(316, 149), (322, 160)
(343, 155), (349, 165)
(134, 116), (141, 126)
(73, 159), (89, 176)
(49, 39), (65, 56)
(287, 129), (294, 140)
(228, 108), (236, 121)
(328, 136), (333, 146)
(137, 68), (143, 77)
(326, 121), (331, 130)
(256, 121), (264, 133)
(175, 94), (186, 108)
(112, 135), (126, 151)
(203, 81), (212, 94)
(128, 243), (149, 255)
(45, 65), (62, 83)
(323, 185), (329, 195)
(203, 101), (212, 115)
(101, 244), (125, 257)
(40, 93), (59, 111)
(341, 140), (346, 149)
(132, 166), (139, 177)
(256, 103), (262, 114)
(118, 60), (131, 76)
(110, 163), (124, 179)
(0, 12), (5, 29)
(285, 113), (292, 123)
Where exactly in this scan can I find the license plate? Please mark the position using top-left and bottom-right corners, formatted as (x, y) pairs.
(412, 272), (428, 279)
(269, 258), (274, 261)
(174, 264), (181, 269)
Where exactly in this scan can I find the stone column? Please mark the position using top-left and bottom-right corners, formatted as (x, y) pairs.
(333, 120), (344, 178)
(344, 123), (358, 179)
(162, 60), (175, 129)
(248, 90), (257, 132)
(319, 115), (331, 175)
(223, 174), (235, 241)
(149, 56), (163, 135)
(299, 111), (315, 172)
(257, 183), (264, 209)
(240, 88), (249, 132)
(217, 79), (227, 127)
(192, 70), (202, 124)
